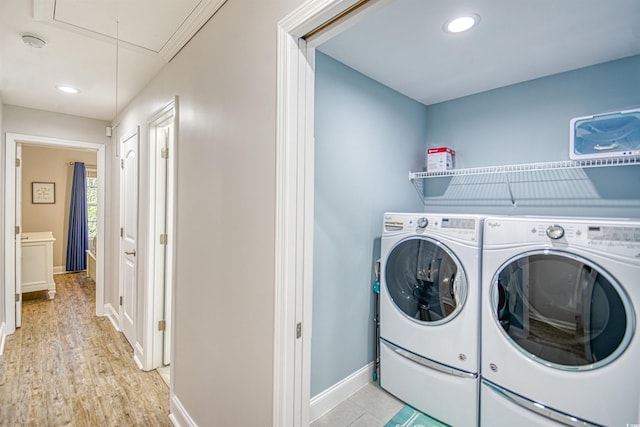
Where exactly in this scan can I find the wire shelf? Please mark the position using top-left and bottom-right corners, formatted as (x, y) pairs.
(409, 157), (639, 180)
(409, 157), (640, 208)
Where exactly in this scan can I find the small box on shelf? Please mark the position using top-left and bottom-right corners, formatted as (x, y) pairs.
(427, 147), (455, 172)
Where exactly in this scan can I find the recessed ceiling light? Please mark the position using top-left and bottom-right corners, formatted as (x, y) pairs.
(56, 85), (80, 94)
(20, 33), (47, 48)
(444, 14), (480, 33)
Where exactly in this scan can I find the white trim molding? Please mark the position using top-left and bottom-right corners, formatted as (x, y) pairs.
(274, 1), (370, 426)
(310, 363), (375, 422)
(275, 1), (393, 425)
(3, 133), (106, 336)
(169, 393), (198, 427)
(133, 343), (145, 370)
(142, 98), (178, 372)
(104, 303), (121, 332)
(159, 0), (228, 61)
(0, 321), (6, 355)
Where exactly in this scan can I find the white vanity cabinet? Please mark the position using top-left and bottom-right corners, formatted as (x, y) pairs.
(21, 231), (56, 299)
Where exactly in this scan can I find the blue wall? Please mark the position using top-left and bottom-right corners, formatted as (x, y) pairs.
(312, 52), (427, 397)
(425, 55), (640, 167)
(423, 55), (640, 217)
(312, 54), (640, 398)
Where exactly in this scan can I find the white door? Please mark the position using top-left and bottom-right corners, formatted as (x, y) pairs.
(120, 127), (139, 346)
(15, 144), (22, 328)
(154, 124), (171, 365)
(148, 102), (176, 369)
(160, 124), (174, 366)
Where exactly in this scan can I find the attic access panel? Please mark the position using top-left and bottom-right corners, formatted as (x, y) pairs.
(47, 0), (202, 52)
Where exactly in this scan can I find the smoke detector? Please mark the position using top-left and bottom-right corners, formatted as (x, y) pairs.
(21, 33), (47, 48)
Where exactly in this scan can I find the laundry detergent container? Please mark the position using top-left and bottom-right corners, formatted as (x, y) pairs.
(570, 108), (640, 160)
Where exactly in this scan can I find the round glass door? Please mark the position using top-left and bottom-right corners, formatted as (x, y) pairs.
(385, 237), (467, 325)
(491, 250), (634, 370)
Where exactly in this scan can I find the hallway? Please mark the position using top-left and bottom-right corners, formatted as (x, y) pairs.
(0, 273), (171, 426)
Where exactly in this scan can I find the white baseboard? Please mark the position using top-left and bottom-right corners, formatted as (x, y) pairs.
(310, 362), (375, 422)
(133, 343), (144, 370)
(169, 392), (198, 427)
(53, 266), (67, 274)
(0, 321), (6, 356)
(104, 303), (120, 331)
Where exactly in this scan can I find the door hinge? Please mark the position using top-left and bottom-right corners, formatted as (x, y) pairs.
(15, 225), (21, 235)
(160, 234), (168, 245)
(120, 158), (124, 169)
(161, 147), (169, 159)
(120, 227), (124, 238)
(119, 296), (123, 306)
(16, 158), (21, 167)
(158, 320), (166, 331)
(16, 293), (21, 302)
(296, 322), (302, 339)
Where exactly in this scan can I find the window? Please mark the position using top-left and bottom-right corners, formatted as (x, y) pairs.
(86, 169), (98, 238)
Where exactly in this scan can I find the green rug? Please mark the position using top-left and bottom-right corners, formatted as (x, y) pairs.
(385, 405), (449, 427)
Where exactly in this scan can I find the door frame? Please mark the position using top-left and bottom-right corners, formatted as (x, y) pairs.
(3, 133), (106, 335)
(143, 97), (178, 372)
(274, 1), (390, 425)
(14, 144), (22, 329)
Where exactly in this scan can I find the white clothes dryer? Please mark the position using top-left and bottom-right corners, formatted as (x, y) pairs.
(481, 216), (640, 427)
(379, 212), (483, 427)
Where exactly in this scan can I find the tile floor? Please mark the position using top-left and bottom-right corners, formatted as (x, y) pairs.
(311, 382), (405, 427)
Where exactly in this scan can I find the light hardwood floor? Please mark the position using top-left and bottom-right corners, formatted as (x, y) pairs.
(0, 273), (171, 426)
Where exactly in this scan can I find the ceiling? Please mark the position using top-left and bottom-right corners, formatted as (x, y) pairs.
(318, 0), (640, 106)
(1, 0), (638, 122)
(0, 0), (224, 121)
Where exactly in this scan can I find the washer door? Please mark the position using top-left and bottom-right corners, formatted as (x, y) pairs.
(491, 250), (635, 370)
(385, 237), (467, 325)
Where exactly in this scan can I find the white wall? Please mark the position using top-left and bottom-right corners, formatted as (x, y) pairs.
(3, 106), (112, 144)
(112, 0), (304, 424)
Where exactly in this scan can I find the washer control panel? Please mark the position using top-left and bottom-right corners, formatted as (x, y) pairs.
(383, 213), (481, 243)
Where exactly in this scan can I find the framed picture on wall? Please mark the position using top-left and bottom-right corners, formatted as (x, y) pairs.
(32, 182), (55, 204)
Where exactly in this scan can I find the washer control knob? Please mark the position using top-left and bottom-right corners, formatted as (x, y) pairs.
(417, 217), (428, 229)
(546, 225), (565, 240)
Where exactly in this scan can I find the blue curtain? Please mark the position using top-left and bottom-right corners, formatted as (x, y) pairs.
(66, 162), (88, 272)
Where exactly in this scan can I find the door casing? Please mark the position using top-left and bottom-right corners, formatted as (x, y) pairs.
(274, 1), (392, 425)
(144, 98), (177, 372)
(3, 133), (106, 335)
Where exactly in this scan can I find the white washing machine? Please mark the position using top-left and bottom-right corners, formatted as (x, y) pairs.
(379, 212), (483, 427)
(481, 216), (640, 427)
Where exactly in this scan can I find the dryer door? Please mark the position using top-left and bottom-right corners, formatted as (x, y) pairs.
(385, 236), (467, 325)
(491, 250), (635, 370)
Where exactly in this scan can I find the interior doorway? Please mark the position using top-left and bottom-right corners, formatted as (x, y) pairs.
(274, 1), (394, 425)
(4, 133), (106, 335)
(144, 98), (177, 375)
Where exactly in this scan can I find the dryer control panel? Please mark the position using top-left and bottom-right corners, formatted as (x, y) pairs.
(484, 217), (640, 258)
